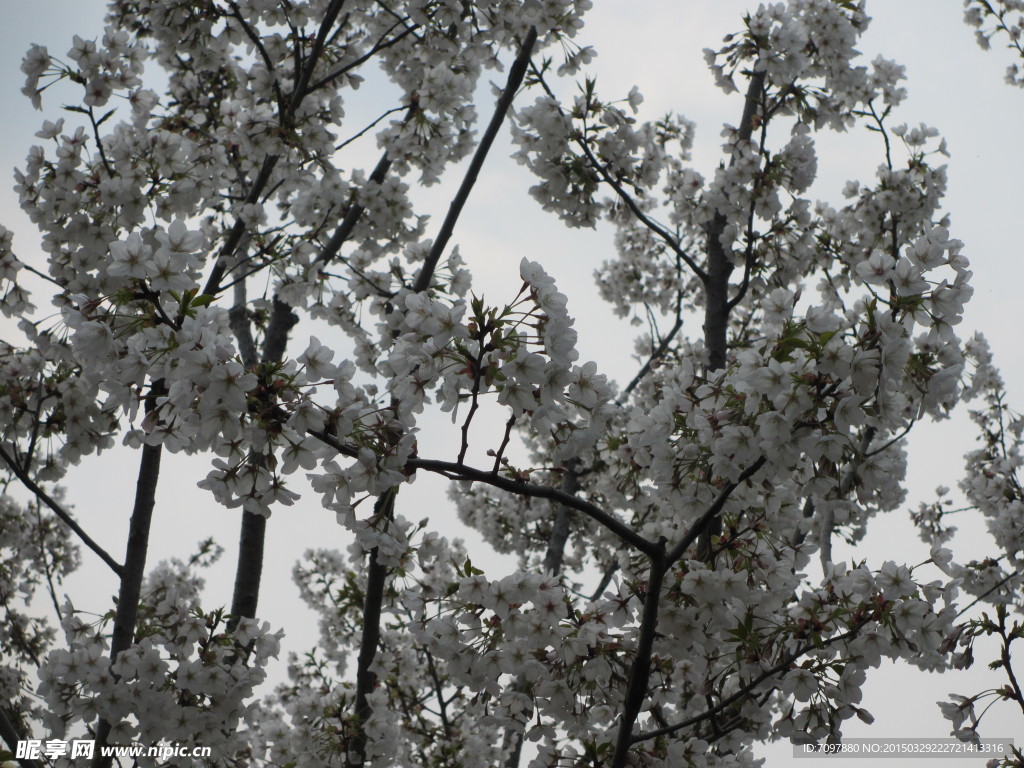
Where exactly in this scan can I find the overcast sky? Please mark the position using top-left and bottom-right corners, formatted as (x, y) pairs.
(2, 2), (1023, 765)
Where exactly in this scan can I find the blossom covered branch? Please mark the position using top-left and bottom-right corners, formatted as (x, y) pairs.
(0, 1), (1015, 766)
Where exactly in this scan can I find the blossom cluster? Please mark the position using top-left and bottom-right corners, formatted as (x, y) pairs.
(0, 0), (1017, 766)
(0, 495), (79, 732)
(964, 0), (1024, 87)
(35, 553), (281, 767)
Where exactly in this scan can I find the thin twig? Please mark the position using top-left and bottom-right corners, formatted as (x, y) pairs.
(14, 260), (63, 287)
(23, 375), (45, 474)
(632, 622), (868, 743)
(956, 570), (1019, 618)
(528, 62), (708, 284)
(87, 105), (115, 177)
(307, 16), (421, 94)
(491, 415), (516, 474)
(456, 331), (489, 465)
(617, 314), (684, 404)
(335, 105), (408, 152)
(33, 499), (63, 618)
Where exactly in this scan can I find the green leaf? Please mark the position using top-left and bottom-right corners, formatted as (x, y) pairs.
(95, 107), (117, 127)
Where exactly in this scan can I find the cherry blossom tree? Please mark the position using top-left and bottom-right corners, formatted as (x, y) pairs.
(964, 0), (1024, 86)
(903, 2), (1024, 760)
(0, 1), (1020, 767)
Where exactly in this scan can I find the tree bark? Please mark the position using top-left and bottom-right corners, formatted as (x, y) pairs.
(227, 296), (297, 630)
(610, 70), (766, 768)
(93, 441), (161, 767)
(610, 550), (667, 768)
(698, 70), (766, 562)
(228, 510), (266, 628)
(0, 707), (43, 768)
(345, 490), (395, 768)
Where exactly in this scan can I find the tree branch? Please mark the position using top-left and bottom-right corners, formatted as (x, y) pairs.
(314, 148), (395, 271)
(632, 622), (868, 743)
(229, 279), (258, 369)
(227, 0), (286, 116)
(527, 63), (708, 283)
(617, 313), (684, 405)
(93, 441), (162, 767)
(0, 445), (123, 577)
(703, 69), (765, 373)
(307, 430), (659, 558)
(997, 610), (1024, 717)
(502, 463), (579, 768)
(589, 562), (620, 602)
(697, 70), (766, 557)
(821, 425), (877, 569)
(412, 25), (539, 293)
(205, 1), (354, 297)
(410, 457), (658, 558)
(227, 295), (299, 630)
(542, 462), (578, 576)
(586, 137), (708, 283)
(228, 503), (266, 629)
(610, 549), (667, 768)
(666, 456), (767, 566)
(306, 17), (421, 94)
(346, 489), (396, 767)
(261, 296), (299, 364)
(0, 708), (42, 768)
(87, 105), (115, 177)
(203, 154), (280, 297)
(288, 0), (347, 115)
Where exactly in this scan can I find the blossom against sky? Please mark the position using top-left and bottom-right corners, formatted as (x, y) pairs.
(1, 2), (1023, 764)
